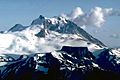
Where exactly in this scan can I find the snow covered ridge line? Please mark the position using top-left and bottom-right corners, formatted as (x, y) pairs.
(1, 46), (120, 71)
(0, 46), (120, 80)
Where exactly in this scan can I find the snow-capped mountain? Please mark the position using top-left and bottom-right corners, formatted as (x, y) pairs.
(0, 15), (120, 80)
(0, 15), (105, 55)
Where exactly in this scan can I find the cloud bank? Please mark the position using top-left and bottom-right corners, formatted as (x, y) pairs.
(61, 7), (120, 28)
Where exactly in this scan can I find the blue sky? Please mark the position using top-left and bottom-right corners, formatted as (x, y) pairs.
(0, 0), (120, 47)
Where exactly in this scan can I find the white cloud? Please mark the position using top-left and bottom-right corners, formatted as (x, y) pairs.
(61, 7), (115, 28)
(87, 7), (107, 27)
(68, 7), (84, 20)
(61, 7), (84, 20)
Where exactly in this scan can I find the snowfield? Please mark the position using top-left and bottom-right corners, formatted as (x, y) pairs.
(0, 16), (105, 55)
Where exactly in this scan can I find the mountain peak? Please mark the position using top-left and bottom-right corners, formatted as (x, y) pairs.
(14, 24), (23, 27)
(6, 15), (106, 53)
(39, 15), (45, 19)
(31, 15), (45, 25)
(8, 24), (27, 32)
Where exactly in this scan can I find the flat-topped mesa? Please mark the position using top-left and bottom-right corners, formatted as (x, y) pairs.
(61, 46), (95, 59)
(61, 46), (88, 54)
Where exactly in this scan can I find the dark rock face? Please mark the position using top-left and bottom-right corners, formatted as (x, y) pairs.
(31, 15), (45, 25)
(35, 29), (46, 37)
(0, 46), (120, 80)
(61, 46), (95, 60)
(8, 24), (28, 32)
(96, 49), (120, 73)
